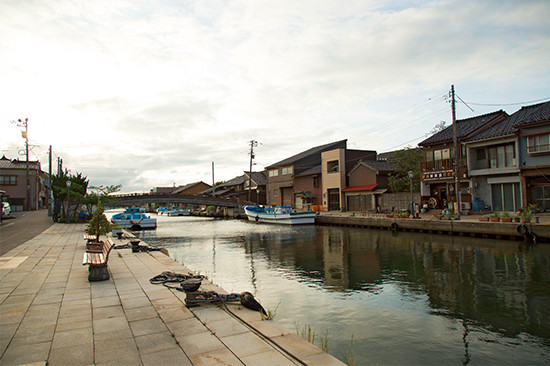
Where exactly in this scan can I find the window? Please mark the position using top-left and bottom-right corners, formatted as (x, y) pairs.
(476, 149), (486, 161)
(0, 176), (17, 185)
(505, 144), (515, 167)
(484, 143), (516, 169)
(269, 169), (279, 177)
(441, 148), (450, 160)
(313, 176), (319, 188)
(425, 151), (434, 162)
(282, 166), (293, 175)
(532, 185), (550, 210)
(491, 183), (520, 212)
(273, 189), (279, 196)
(528, 133), (550, 154)
(327, 160), (339, 174)
(488, 147), (497, 168)
(434, 150), (442, 160)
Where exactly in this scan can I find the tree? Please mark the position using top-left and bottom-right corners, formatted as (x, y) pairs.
(86, 185), (122, 213)
(51, 171), (89, 220)
(87, 201), (112, 242)
(387, 147), (423, 193)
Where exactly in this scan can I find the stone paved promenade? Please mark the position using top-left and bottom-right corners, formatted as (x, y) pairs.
(0, 222), (344, 365)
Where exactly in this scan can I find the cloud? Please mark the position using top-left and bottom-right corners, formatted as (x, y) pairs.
(1, 0), (549, 193)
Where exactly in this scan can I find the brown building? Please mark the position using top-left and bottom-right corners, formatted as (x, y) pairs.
(171, 181), (211, 195)
(321, 148), (383, 211)
(343, 159), (393, 212)
(266, 140), (348, 208)
(201, 171), (267, 205)
(0, 155), (48, 211)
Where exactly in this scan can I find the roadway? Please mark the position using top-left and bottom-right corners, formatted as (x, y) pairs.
(0, 209), (53, 256)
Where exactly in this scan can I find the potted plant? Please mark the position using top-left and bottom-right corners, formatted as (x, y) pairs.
(520, 209), (532, 223)
(501, 211), (512, 222)
(87, 201), (112, 244)
(513, 216), (521, 223)
(489, 212), (500, 222)
(478, 215), (489, 221)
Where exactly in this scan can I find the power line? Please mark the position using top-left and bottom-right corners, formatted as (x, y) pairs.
(464, 97), (550, 107)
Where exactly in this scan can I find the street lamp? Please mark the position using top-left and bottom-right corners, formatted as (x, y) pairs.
(66, 180), (71, 224)
(408, 170), (414, 218)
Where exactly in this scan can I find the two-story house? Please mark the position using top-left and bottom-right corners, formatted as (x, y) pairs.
(0, 155), (48, 211)
(418, 110), (508, 210)
(321, 148), (378, 211)
(265, 140), (347, 207)
(513, 101), (550, 210)
(464, 107), (528, 212)
(343, 159), (394, 212)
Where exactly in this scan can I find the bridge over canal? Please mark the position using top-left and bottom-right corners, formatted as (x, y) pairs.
(105, 193), (251, 209)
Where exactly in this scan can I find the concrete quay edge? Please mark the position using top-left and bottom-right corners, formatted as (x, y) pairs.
(0, 223), (345, 366)
(316, 212), (550, 242)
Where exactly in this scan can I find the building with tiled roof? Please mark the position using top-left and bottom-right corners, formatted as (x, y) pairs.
(0, 155), (48, 211)
(266, 140), (347, 207)
(512, 101), (550, 210)
(418, 110), (509, 210)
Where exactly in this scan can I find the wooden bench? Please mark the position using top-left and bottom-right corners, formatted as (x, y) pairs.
(83, 234), (96, 243)
(82, 236), (116, 281)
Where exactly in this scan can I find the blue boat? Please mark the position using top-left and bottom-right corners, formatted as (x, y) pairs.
(111, 208), (157, 230)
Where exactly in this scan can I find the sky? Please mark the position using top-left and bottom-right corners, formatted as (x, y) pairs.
(1, 0), (549, 193)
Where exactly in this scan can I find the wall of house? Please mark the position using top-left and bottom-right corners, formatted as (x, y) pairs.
(184, 182), (212, 195)
(348, 165), (377, 186)
(0, 165), (42, 211)
(266, 165), (294, 206)
(294, 174), (322, 209)
(379, 192), (421, 212)
(321, 149), (346, 210)
(344, 150), (377, 171)
(517, 124), (550, 167)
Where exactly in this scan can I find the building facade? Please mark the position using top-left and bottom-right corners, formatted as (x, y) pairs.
(513, 101), (550, 210)
(418, 111), (508, 211)
(0, 155), (48, 211)
(265, 140), (348, 208)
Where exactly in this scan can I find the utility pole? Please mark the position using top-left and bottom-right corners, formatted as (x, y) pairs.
(48, 145), (52, 216)
(11, 118), (30, 210)
(212, 161), (215, 197)
(248, 140), (258, 201)
(451, 85), (460, 216)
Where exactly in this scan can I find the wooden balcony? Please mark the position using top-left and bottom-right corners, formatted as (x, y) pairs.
(420, 157), (466, 172)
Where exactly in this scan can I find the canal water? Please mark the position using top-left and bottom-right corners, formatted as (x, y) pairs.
(135, 214), (550, 365)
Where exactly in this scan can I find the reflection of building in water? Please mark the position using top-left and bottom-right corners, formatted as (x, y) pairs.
(319, 228), (382, 291)
(321, 229), (348, 290)
(416, 237), (550, 339)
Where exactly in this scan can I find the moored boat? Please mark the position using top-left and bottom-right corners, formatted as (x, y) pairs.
(111, 208), (157, 230)
(167, 207), (191, 216)
(156, 207), (169, 215)
(243, 205), (316, 225)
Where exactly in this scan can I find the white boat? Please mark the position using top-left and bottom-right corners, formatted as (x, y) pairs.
(111, 208), (157, 230)
(167, 207), (191, 216)
(243, 205), (316, 225)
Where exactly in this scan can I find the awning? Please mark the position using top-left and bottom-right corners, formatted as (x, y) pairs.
(303, 191), (314, 198)
(341, 184), (378, 192)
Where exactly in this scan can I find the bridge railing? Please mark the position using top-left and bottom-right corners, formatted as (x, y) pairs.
(107, 193), (254, 208)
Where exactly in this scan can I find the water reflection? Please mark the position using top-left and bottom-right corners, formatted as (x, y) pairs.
(140, 215), (550, 365)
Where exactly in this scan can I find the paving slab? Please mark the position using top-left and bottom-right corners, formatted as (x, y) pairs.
(0, 222), (345, 365)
